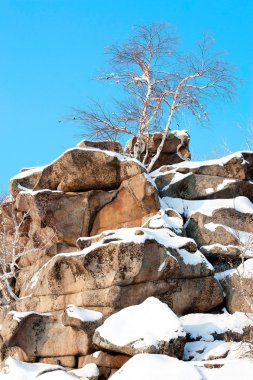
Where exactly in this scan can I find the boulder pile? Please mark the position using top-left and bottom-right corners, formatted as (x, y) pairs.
(0, 131), (253, 379)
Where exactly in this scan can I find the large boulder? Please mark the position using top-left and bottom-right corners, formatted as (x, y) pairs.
(15, 228), (223, 316)
(163, 196), (253, 248)
(156, 172), (253, 201)
(125, 130), (191, 170)
(33, 148), (145, 192)
(15, 189), (117, 246)
(90, 174), (160, 235)
(21, 228), (213, 298)
(0, 306), (103, 360)
(93, 297), (186, 357)
(10, 148), (145, 195)
(219, 259), (253, 313)
(153, 152), (253, 181)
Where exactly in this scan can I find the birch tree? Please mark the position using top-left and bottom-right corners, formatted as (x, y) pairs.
(73, 23), (236, 172)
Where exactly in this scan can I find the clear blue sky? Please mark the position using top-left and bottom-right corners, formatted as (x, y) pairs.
(0, 0), (252, 194)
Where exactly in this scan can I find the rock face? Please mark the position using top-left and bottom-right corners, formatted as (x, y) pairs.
(2, 135), (253, 377)
(125, 130), (191, 170)
(219, 259), (253, 313)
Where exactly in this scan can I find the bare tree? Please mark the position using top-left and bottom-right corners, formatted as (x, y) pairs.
(0, 197), (52, 306)
(72, 23), (236, 172)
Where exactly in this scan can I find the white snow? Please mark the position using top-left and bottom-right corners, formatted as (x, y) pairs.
(180, 312), (253, 342)
(8, 311), (51, 322)
(70, 363), (99, 378)
(177, 248), (213, 269)
(96, 297), (185, 350)
(65, 304), (103, 322)
(109, 354), (202, 380)
(184, 340), (253, 361)
(236, 258), (253, 279)
(0, 358), (99, 379)
(159, 151), (245, 171)
(92, 351), (102, 358)
(196, 359), (253, 380)
(162, 196), (253, 218)
(10, 166), (45, 181)
(0, 358), (64, 380)
(142, 209), (183, 233)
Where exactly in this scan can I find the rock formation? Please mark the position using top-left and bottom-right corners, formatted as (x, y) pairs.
(1, 131), (253, 379)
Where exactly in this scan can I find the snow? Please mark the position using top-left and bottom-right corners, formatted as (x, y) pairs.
(0, 358), (99, 380)
(162, 196), (253, 218)
(177, 248), (213, 269)
(65, 304), (103, 322)
(204, 222), (253, 249)
(92, 351), (102, 358)
(70, 363), (99, 378)
(95, 297), (185, 349)
(184, 340), (253, 361)
(8, 310), (51, 322)
(180, 312), (253, 342)
(10, 166), (45, 181)
(0, 358), (64, 380)
(142, 209), (183, 234)
(109, 354), (202, 380)
(236, 258), (253, 279)
(158, 151), (245, 171)
(196, 359), (253, 380)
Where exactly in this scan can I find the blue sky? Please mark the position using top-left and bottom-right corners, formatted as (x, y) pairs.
(0, 0), (252, 194)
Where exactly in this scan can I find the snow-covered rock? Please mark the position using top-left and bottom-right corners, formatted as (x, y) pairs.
(93, 297), (186, 357)
(109, 354), (202, 380)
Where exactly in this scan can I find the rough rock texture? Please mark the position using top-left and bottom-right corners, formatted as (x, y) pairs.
(125, 130), (191, 170)
(0, 308), (102, 361)
(158, 172), (253, 201)
(220, 259), (253, 313)
(154, 152), (253, 181)
(10, 148), (145, 195)
(77, 140), (123, 153)
(3, 137), (253, 375)
(91, 174), (160, 235)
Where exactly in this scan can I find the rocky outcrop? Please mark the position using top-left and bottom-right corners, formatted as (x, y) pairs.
(125, 130), (191, 170)
(2, 136), (253, 377)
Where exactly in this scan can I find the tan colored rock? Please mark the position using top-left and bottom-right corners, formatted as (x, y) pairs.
(91, 173), (160, 235)
(9, 166), (44, 196)
(158, 276), (224, 315)
(79, 352), (130, 369)
(33, 148), (145, 192)
(155, 152), (253, 180)
(157, 172), (253, 201)
(16, 189), (117, 246)
(21, 229), (213, 299)
(38, 356), (76, 367)
(220, 259), (253, 313)
(125, 131), (191, 170)
(2, 346), (35, 363)
(186, 206), (253, 247)
(0, 310), (95, 358)
(77, 140), (123, 153)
